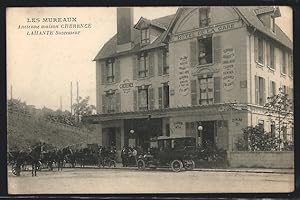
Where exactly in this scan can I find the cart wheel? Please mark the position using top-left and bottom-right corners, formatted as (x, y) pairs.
(171, 160), (183, 172)
(109, 160), (116, 168)
(184, 160), (195, 170)
(137, 159), (146, 171)
(12, 164), (20, 176)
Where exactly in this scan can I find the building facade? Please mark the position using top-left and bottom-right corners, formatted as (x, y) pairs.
(85, 7), (293, 157)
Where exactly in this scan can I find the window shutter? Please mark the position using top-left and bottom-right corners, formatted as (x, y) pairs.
(158, 87), (163, 109)
(273, 48), (276, 70)
(102, 94), (107, 113)
(266, 42), (270, 67)
(262, 78), (266, 105)
(214, 77), (221, 103)
(254, 36), (258, 62)
(132, 56), (138, 80)
(115, 92), (121, 112)
(157, 50), (163, 76)
(213, 35), (221, 64)
(149, 52), (155, 77)
(101, 63), (106, 85)
(148, 88), (155, 110)
(133, 90), (138, 111)
(255, 76), (259, 105)
(190, 40), (197, 67)
(191, 80), (197, 106)
(115, 59), (121, 82)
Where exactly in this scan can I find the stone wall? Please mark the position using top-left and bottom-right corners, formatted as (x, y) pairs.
(228, 151), (294, 168)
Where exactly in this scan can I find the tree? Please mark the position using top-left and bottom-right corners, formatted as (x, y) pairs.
(72, 96), (96, 122)
(264, 87), (293, 147)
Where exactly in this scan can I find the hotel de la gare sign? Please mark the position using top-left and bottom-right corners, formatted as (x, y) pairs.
(171, 20), (243, 42)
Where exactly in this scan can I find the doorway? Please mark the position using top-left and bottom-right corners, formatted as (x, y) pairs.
(201, 121), (215, 148)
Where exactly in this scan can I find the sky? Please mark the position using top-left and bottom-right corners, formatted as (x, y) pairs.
(6, 6), (292, 111)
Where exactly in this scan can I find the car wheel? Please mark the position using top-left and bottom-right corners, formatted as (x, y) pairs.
(109, 160), (117, 168)
(171, 160), (183, 172)
(137, 159), (146, 171)
(184, 160), (195, 170)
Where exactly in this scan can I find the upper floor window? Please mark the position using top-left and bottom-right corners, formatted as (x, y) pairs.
(106, 93), (116, 113)
(163, 49), (169, 75)
(255, 76), (266, 106)
(270, 80), (276, 97)
(198, 37), (212, 65)
(270, 44), (275, 69)
(163, 84), (170, 108)
(199, 8), (210, 28)
(288, 54), (293, 77)
(106, 59), (115, 83)
(199, 76), (214, 105)
(138, 52), (149, 78)
(258, 37), (264, 64)
(138, 88), (149, 110)
(281, 50), (287, 74)
(270, 16), (275, 33)
(141, 28), (150, 45)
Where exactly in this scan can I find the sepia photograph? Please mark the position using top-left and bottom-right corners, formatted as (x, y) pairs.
(7, 6), (294, 194)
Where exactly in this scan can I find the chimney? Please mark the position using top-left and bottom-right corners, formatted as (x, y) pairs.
(117, 7), (134, 52)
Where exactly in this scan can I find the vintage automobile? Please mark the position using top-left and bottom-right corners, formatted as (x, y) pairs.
(136, 136), (197, 172)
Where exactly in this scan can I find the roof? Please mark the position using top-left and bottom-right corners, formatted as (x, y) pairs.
(236, 6), (292, 49)
(94, 7), (292, 61)
(94, 14), (175, 61)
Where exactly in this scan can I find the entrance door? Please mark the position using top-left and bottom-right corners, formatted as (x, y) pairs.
(201, 121), (215, 148)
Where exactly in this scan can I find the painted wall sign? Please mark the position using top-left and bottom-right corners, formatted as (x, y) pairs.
(222, 48), (235, 91)
(174, 121), (184, 129)
(178, 56), (190, 96)
(254, 7), (276, 15)
(171, 21), (243, 42)
(119, 79), (134, 93)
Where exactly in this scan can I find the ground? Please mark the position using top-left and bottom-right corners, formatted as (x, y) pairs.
(8, 168), (294, 194)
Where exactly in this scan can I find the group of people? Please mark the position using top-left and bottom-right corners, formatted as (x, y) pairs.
(121, 146), (142, 167)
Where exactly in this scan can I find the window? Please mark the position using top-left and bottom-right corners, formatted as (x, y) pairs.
(255, 76), (265, 106)
(198, 37), (212, 65)
(106, 59), (115, 83)
(288, 54), (293, 77)
(141, 28), (150, 45)
(199, 8), (210, 28)
(258, 38), (264, 64)
(166, 123), (170, 137)
(270, 44), (275, 69)
(138, 88), (148, 110)
(258, 120), (264, 132)
(270, 121), (275, 137)
(281, 50), (287, 74)
(199, 76), (214, 105)
(270, 16), (275, 33)
(270, 81), (276, 97)
(138, 52), (149, 78)
(282, 124), (287, 141)
(163, 84), (170, 108)
(282, 85), (287, 94)
(163, 49), (169, 75)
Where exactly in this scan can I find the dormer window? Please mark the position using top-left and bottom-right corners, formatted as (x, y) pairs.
(106, 59), (115, 83)
(199, 8), (210, 28)
(141, 28), (150, 45)
(270, 16), (275, 33)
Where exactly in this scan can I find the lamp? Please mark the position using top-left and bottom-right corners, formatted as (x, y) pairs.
(130, 129), (135, 134)
(197, 125), (203, 131)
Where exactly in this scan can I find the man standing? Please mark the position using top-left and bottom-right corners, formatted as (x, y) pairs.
(121, 146), (128, 167)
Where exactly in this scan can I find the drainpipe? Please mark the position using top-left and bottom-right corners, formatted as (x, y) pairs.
(248, 26), (257, 127)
